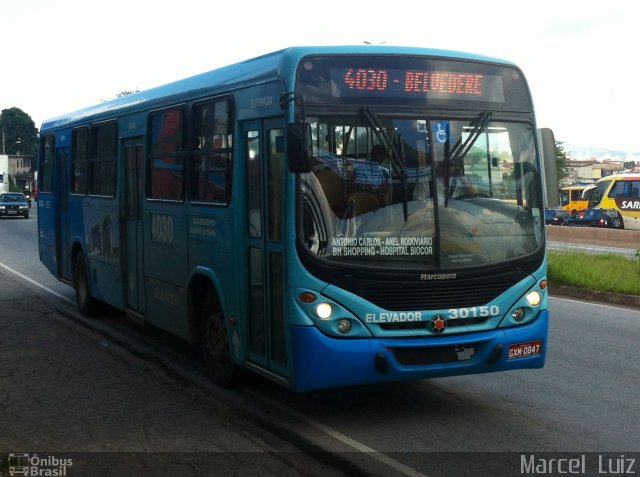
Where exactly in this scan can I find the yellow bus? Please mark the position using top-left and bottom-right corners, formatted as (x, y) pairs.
(586, 173), (640, 230)
(559, 185), (589, 215)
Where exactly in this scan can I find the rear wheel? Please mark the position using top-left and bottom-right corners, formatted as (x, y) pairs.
(74, 253), (97, 317)
(610, 217), (623, 229)
(201, 293), (241, 387)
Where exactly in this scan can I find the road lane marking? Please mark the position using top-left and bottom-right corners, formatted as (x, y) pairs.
(246, 389), (428, 477)
(0, 261), (74, 305)
(550, 296), (640, 314)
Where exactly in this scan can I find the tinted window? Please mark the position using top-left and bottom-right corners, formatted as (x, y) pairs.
(90, 121), (117, 196)
(609, 180), (640, 198)
(72, 127), (89, 194)
(148, 108), (186, 200)
(39, 135), (55, 193)
(189, 99), (233, 203)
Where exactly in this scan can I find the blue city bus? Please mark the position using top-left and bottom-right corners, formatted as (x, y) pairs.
(38, 46), (555, 391)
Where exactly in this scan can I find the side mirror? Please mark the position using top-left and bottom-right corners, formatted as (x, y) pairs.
(287, 123), (313, 173)
(538, 128), (559, 208)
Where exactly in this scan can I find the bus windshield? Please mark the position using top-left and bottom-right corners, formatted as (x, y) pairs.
(300, 115), (543, 270)
(559, 185), (589, 213)
(586, 179), (612, 208)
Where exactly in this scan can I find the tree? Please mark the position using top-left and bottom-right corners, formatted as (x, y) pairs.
(555, 140), (570, 183)
(0, 107), (38, 156)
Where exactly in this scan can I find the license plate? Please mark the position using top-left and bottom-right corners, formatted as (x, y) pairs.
(8, 210), (16, 214)
(508, 339), (543, 359)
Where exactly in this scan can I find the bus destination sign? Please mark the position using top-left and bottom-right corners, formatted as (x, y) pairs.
(330, 67), (506, 103)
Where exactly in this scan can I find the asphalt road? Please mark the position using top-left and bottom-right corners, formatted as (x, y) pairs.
(1, 206), (639, 477)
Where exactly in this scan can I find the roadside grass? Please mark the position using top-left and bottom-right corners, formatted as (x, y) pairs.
(547, 251), (640, 296)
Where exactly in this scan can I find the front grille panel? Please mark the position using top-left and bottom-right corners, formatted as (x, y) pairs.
(357, 281), (515, 311)
(379, 316), (491, 331)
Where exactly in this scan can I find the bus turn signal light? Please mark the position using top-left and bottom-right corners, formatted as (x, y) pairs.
(298, 292), (317, 303)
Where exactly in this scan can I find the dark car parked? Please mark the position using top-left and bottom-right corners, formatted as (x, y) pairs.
(544, 208), (571, 225)
(0, 192), (30, 219)
(562, 208), (624, 229)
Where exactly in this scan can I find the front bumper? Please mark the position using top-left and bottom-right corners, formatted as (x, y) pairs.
(290, 310), (548, 391)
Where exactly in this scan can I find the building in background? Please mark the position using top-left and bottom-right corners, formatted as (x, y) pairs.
(564, 159), (626, 186)
(0, 154), (35, 193)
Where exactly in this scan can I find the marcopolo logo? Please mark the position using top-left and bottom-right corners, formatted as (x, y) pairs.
(6, 453), (73, 476)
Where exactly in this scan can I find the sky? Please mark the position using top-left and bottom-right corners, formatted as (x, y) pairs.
(2, 0), (639, 155)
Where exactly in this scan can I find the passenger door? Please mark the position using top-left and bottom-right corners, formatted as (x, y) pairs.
(122, 137), (145, 312)
(55, 146), (70, 281)
(242, 118), (289, 379)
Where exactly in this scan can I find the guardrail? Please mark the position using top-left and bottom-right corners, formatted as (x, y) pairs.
(545, 225), (640, 250)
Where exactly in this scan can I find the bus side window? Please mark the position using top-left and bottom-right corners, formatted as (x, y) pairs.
(246, 130), (261, 238)
(268, 129), (284, 241)
(72, 126), (89, 195)
(39, 135), (55, 193)
(90, 120), (117, 197)
(148, 108), (187, 201)
(189, 99), (233, 203)
(610, 180), (632, 198)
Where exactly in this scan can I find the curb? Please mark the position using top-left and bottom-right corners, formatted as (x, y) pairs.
(549, 284), (640, 310)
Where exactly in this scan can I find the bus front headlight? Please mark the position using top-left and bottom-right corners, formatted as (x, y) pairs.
(526, 291), (542, 307)
(315, 303), (332, 320)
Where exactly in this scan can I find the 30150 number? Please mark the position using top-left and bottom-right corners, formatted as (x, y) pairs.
(448, 306), (500, 319)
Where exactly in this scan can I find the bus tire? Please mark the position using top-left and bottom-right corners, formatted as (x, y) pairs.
(202, 294), (240, 387)
(74, 253), (97, 317)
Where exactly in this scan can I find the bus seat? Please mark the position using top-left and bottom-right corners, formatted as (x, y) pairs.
(315, 170), (346, 214)
(412, 180), (431, 203)
(377, 181), (390, 207)
(346, 191), (380, 216)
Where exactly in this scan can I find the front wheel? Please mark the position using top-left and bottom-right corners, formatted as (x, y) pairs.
(610, 217), (623, 229)
(74, 253), (97, 317)
(202, 294), (241, 387)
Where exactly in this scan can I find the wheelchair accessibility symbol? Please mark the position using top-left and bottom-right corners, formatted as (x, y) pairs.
(433, 121), (453, 144)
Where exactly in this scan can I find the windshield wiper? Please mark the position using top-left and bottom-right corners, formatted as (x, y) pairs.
(360, 107), (409, 221)
(443, 111), (492, 206)
(451, 111), (492, 163)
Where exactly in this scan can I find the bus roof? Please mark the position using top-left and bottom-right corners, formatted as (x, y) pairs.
(40, 45), (517, 131)
(595, 173), (640, 182)
(561, 185), (591, 190)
